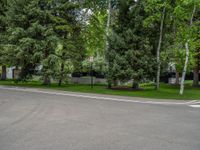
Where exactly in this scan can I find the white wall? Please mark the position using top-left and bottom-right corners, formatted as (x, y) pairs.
(6, 67), (14, 79)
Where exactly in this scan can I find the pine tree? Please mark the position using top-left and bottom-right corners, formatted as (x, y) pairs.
(107, 0), (155, 89)
(0, 0), (7, 80)
(192, 7), (200, 87)
(4, 0), (58, 82)
(50, 0), (85, 86)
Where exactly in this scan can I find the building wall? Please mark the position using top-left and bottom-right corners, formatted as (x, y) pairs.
(71, 77), (107, 84)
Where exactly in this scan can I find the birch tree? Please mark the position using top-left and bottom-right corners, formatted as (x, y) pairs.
(179, 2), (196, 95)
(105, 0), (111, 52)
(106, 0), (112, 88)
(156, 6), (166, 90)
(144, 0), (168, 90)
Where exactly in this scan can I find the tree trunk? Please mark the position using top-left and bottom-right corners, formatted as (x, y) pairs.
(1, 65), (7, 80)
(175, 71), (180, 85)
(156, 6), (166, 90)
(43, 75), (51, 85)
(193, 65), (199, 87)
(113, 79), (118, 86)
(180, 5), (196, 95)
(43, 46), (50, 85)
(106, 0), (112, 88)
(58, 63), (64, 86)
(180, 42), (189, 95)
(107, 81), (112, 88)
(132, 81), (139, 89)
(106, 0), (111, 43)
(58, 79), (62, 87)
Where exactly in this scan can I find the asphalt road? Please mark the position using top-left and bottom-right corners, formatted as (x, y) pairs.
(0, 87), (200, 150)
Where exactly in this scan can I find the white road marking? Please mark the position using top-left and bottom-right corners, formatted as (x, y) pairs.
(0, 86), (199, 106)
(189, 105), (200, 108)
(185, 100), (198, 104)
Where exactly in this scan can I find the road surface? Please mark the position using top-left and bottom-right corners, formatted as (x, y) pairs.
(0, 87), (200, 150)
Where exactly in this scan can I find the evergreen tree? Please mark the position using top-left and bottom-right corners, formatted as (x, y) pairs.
(192, 6), (200, 87)
(50, 0), (85, 86)
(2, 0), (84, 84)
(4, 0), (58, 82)
(0, 0), (7, 80)
(107, 0), (155, 89)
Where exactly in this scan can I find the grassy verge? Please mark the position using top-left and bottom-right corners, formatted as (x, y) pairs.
(0, 80), (199, 100)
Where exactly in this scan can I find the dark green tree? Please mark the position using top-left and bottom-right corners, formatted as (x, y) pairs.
(0, 0), (7, 80)
(4, 0), (58, 82)
(107, 0), (156, 89)
(192, 6), (200, 87)
(50, 0), (85, 86)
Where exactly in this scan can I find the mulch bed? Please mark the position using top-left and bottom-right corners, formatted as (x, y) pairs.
(110, 86), (144, 91)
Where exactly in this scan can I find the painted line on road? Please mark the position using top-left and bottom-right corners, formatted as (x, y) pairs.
(189, 105), (200, 108)
(0, 86), (198, 106)
(188, 100), (200, 108)
(185, 100), (199, 104)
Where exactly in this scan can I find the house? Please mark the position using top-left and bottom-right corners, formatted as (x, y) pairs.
(0, 66), (20, 79)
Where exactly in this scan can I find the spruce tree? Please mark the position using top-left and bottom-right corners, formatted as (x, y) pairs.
(0, 0), (7, 80)
(50, 0), (85, 86)
(108, 0), (155, 89)
(192, 7), (200, 87)
(4, 0), (58, 81)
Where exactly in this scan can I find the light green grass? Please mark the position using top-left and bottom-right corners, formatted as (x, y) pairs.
(0, 80), (199, 100)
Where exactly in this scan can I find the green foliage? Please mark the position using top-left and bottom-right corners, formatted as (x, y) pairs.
(82, 56), (107, 74)
(107, 0), (156, 87)
(83, 11), (107, 56)
(162, 0), (200, 74)
(1, 0), (84, 83)
(4, 0), (54, 79)
(49, 0), (85, 84)
(0, 0), (7, 65)
(80, 0), (109, 76)
(0, 0), (199, 94)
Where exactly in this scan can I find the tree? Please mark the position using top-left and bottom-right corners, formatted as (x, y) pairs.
(80, 0), (112, 80)
(0, 0), (7, 80)
(2, 0), (84, 85)
(107, 0), (155, 89)
(144, 0), (169, 90)
(83, 10), (107, 57)
(192, 6), (200, 87)
(50, 0), (85, 86)
(3, 0), (58, 82)
(174, 0), (197, 95)
(106, 0), (112, 88)
(156, 6), (166, 90)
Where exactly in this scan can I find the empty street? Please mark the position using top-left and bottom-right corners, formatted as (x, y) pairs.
(0, 87), (200, 150)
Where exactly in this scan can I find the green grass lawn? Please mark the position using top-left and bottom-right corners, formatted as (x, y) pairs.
(0, 80), (199, 100)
